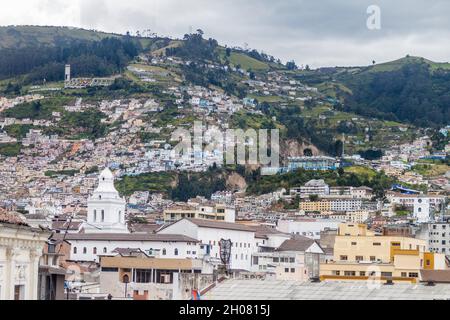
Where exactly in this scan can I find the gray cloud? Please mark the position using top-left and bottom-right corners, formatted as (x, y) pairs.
(1, 0), (449, 67)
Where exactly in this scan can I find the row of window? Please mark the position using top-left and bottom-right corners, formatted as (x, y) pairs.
(209, 240), (252, 248)
(74, 247), (197, 256)
(333, 271), (419, 278)
(429, 240), (447, 245)
(273, 257), (295, 263)
(74, 247), (107, 254)
(340, 255), (379, 262)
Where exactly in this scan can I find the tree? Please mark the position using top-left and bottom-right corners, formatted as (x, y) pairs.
(303, 148), (313, 157)
(334, 140), (344, 157)
(286, 60), (298, 70)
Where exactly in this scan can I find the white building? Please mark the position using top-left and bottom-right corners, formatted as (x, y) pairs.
(414, 198), (431, 223)
(277, 219), (342, 240)
(417, 222), (450, 255)
(0, 210), (50, 300)
(62, 233), (202, 263)
(290, 180), (330, 198)
(387, 193), (445, 210)
(84, 168), (128, 234)
(251, 238), (324, 281)
(157, 219), (257, 271)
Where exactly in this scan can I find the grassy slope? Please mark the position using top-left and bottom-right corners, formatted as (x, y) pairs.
(366, 56), (450, 73)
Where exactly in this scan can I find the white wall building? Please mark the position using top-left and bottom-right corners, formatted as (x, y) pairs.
(0, 211), (50, 300)
(157, 219), (257, 271)
(277, 219), (342, 240)
(417, 222), (450, 255)
(251, 238), (324, 281)
(63, 233), (202, 263)
(414, 198), (431, 223)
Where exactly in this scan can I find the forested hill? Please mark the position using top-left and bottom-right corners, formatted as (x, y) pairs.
(336, 56), (450, 128)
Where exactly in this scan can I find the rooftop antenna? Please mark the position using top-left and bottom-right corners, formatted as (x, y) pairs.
(219, 239), (232, 275)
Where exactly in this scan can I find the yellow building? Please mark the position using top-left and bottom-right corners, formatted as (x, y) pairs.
(299, 200), (331, 212)
(320, 223), (447, 283)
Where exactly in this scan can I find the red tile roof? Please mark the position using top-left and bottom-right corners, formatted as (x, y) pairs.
(0, 209), (29, 227)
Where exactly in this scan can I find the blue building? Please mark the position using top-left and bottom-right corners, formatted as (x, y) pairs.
(288, 156), (339, 171)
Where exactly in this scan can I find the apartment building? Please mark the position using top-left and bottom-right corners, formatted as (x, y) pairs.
(290, 179), (329, 198)
(291, 180), (373, 200)
(163, 202), (235, 223)
(320, 223), (447, 283)
(299, 198), (363, 213)
(416, 222), (450, 255)
(251, 238), (324, 281)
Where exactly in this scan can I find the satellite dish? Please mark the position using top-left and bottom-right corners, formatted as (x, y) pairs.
(219, 239), (232, 267)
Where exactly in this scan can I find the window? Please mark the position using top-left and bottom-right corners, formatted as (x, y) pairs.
(94, 210), (97, 221)
(351, 242), (357, 246)
(340, 255), (348, 261)
(101, 267), (118, 272)
(103, 247), (107, 253)
(381, 272), (392, 277)
(83, 247), (87, 254)
(289, 258), (295, 263)
(360, 271), (366, 276)
(73, 247), (77, 254)
(285, 268), (289, 273)
(356, 256), (364, 261)
(174, 249), (179, 256)
(370, 256), (376, 262)
(290, 268), (295, 273)
(14, 285), (24, 300)
(162, 249), (166, 256)
(333, 271), (340, 276)
(93, 247), (97, 254)
(373, 242), (381, 246)
(344, 271), (356, 276)
(273, 257), (279, 263)
(135, 269), (152, 283)
(101, 210), (105, 222)
(401, 272), (407, 278)
(409, 272), (419, 278)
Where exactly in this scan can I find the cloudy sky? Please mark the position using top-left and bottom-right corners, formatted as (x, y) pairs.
(1, 0), (449, 67)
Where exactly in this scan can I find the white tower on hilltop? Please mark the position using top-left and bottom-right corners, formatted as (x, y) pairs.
(85, 168), (128, 234)
(65, 64), (71, 82)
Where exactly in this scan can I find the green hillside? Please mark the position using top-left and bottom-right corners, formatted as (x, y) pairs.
(0, 25), (121, 48)
(367, 56), (450, 73)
